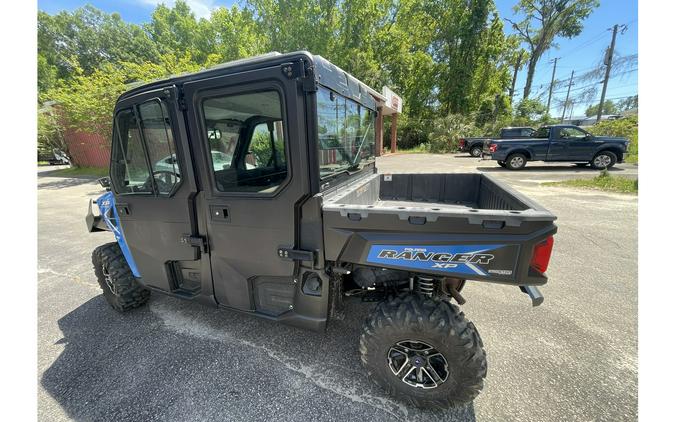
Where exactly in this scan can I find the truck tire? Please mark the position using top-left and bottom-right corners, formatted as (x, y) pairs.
(359, 294), (487, 409)
(470, 146), (482, 157)
(590, 151), (617, 170)
(92, 242), (150, 312)
(505, 153), (527, 170)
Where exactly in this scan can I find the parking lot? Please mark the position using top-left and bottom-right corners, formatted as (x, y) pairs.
(38, 154), (637, 421)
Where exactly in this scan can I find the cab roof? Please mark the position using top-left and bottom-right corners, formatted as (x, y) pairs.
(118, 51), (378, 110)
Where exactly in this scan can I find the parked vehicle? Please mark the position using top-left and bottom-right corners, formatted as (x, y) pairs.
(85, 52), (557, 409)
(483, 124), (629, 170)
(38, 148), (70, 165)
(459, 127), (534, 157)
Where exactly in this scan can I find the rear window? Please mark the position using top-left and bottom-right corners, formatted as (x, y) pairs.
(317, 87), (375, 179)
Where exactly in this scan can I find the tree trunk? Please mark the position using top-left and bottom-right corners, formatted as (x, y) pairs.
(523, 56), (537, 100)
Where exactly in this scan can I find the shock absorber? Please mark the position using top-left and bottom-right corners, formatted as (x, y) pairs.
(415, 276), (436, 297)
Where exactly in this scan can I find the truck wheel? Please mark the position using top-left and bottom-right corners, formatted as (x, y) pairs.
(359, 294), (487, 409)
(505, 153), (527, 170)
(92, 242), (150, 312)
(470, 146), (482, 157)
(497, 161), (506, 168)
(591, 151), (617, 169)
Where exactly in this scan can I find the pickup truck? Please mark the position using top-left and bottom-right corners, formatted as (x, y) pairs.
(483, 124), (629, 170)
(459, 126), (534, 157)
(85, 51), (557, 409)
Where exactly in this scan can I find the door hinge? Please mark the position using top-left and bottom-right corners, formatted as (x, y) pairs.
(181, 234), (208, 254)
(280, 60), (317, 92)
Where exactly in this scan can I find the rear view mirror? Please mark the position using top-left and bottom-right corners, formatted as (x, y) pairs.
(98, 177), (111, 190)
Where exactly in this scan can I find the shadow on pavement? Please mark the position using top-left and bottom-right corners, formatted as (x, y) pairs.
(41, 295), (476, 422)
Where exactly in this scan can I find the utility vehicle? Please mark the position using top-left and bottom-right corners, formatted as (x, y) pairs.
(86, 52), (557, 409)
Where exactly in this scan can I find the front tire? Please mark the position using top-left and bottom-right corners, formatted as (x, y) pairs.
(470, 146), (483, 157)
(92, 242), (150, 312)
(591, 151), (617, 169)
(505, 153), (527, 170)
(360, 294), (487, 409)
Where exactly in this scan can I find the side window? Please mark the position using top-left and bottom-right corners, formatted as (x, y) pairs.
(560, 127), (587, 139)
(138, 100), (180, 195)
(111, 109), (153, 194)
(111, 100), (180, 196)
(202, 90), (287, 193)
(533, 127), (550, 138)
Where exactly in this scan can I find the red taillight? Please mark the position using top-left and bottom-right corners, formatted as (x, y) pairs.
(459, 139), (466, 148)
(489, 143), (498, 153)
(530, 236), (554, 273)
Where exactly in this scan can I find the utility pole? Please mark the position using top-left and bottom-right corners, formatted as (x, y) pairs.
(597, 24), (619, 123)
(546, 57), (558, 116)
(560, 70), (574, 123)
(509, 51), (524, 104)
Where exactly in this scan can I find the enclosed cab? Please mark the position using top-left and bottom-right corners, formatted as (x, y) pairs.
(87, 51), (557, 408)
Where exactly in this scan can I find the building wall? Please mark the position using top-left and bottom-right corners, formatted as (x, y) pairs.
(64, 129), (110, 168)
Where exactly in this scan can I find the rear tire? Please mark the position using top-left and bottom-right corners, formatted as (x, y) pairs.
(470, 146), (482, 157)
(92, 242), (150, 312)
(505, 153), (527, 170)
(360, 294), (487, 409)
(591, 151), (617, 169)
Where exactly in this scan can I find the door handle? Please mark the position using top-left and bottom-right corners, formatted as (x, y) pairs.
(210, 205), (230, 222)
(116, 203), (130, 215)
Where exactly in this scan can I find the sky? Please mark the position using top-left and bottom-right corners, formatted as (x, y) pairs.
(38, 0), (638, 117)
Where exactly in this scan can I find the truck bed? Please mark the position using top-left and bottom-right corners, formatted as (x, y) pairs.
(321, 172), (557, 285)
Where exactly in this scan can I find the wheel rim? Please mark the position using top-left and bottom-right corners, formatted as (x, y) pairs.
(510, 156), (524, 168)
(471, 148), (481, 157)
(388, 340), (449, 389)
(101, 263), (118, 295)
(594, 154), (611, 168)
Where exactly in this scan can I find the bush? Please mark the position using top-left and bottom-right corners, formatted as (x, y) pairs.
(396, 120), (430, 150)
(427, 114), (481, 153)
(588, 115), (638, 163)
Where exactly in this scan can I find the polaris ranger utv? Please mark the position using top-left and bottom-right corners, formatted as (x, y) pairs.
(86, 52), (557, 409)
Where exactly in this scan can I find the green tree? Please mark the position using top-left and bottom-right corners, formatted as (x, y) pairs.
(585, 100), (618, 117)
(506, 0), (599, 99)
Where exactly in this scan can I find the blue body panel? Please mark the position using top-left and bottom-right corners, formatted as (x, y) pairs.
(96, 191), (141, 277)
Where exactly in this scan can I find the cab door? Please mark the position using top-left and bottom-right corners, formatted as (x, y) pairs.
(110, 86), (202, 294)
(183, 64), (311, 313)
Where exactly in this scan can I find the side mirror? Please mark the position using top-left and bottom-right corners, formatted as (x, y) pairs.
(98, 177), (111, 190)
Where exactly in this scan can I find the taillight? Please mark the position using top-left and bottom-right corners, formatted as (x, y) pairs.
(489, 143), (498, 153)
(530, 236), (554, 273)
(459, 139), (465, 148)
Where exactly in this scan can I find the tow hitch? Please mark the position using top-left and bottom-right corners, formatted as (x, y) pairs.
(520, 285), (544, 307)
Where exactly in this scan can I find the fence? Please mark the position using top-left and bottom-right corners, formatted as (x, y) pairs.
(64, 129), (110, 168)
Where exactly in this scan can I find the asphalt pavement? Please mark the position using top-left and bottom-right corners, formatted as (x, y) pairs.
(37, 155), (638, 421)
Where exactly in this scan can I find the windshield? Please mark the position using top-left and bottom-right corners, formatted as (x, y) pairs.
(317, 87), (375, 178)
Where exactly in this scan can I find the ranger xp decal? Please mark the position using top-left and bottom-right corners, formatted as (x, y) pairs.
(366, 244), (520, 278)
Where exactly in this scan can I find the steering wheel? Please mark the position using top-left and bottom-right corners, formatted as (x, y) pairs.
(143, 170), (180, 193)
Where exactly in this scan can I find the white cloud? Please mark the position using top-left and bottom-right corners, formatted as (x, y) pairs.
(139, 0), (220, 19)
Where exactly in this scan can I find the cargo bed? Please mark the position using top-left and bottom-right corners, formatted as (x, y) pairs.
(321, 172), (557, 285)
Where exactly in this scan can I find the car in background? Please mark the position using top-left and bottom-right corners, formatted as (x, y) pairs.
(483, 124), (629, 170)
(459, 127), (534, 157)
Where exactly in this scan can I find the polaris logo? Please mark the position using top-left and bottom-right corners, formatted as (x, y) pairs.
(377, 249), (495, 265)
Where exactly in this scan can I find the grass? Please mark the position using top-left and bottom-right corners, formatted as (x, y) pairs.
(543, 170), (638, 194)
(50, 166), (109, 178)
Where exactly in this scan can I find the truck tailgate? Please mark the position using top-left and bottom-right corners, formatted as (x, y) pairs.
(321, 173), (557, 286)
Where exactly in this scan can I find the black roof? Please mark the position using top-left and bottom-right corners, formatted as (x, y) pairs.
(118, 51), (378, 110)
